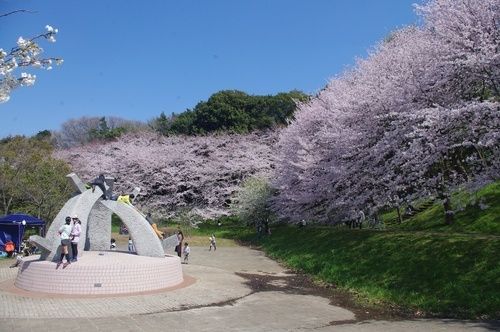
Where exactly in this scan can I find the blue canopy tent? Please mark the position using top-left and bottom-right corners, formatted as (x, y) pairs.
(0, 214), (46, 253)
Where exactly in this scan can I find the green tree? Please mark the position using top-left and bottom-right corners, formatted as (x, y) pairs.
(193, 91), (251, 133)
(164, 89), (310, 135)
(89, 117), (125, 141)
(0, 136), (72, 222)
(151, 112), (171, 135)
(170, 110), (196, 135)
(231, 176), (275, 234)
(0, 138), (22, 215)
(33, 129), (52, 141)
(18, 157), (72, 221)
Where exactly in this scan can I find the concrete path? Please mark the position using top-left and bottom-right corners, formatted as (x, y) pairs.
(0, 246), (498, 331)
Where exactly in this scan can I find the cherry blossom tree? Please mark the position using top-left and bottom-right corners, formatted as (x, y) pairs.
(0, 11), (62, 103)
(273, 0), (499, 225)
(54, 131), (277, 219)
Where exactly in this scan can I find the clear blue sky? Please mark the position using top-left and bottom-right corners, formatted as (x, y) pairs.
(0, 0), (419, 137)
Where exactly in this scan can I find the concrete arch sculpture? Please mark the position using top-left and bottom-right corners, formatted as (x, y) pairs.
(18, 173), (183, 296)
(100, 200), (164, 256)
(30, 173), (164, 260)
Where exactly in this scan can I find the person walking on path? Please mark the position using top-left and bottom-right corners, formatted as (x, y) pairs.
(209, 234), (216, 251)
(183, 242), (190, 264)
(57, 216), (73, 268)
(70, 215), (81, 262)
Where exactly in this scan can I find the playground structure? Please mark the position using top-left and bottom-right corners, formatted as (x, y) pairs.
(14, 173), (183, 295)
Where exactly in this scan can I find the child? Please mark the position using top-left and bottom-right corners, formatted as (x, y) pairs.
(110, 238), (117, 250)
(128, 237), (135, 253)
(183, 242), (190, 264)
(209, 234), (216, 251)
(4, 240), (15, 257)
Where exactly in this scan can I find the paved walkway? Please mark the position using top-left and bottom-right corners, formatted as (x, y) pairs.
(0, 246), (498, 331)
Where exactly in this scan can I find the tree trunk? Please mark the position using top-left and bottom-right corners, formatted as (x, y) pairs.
(2, 195), (12, 216)
(443, 196), (454, 225)
(396, 206), (403, 224)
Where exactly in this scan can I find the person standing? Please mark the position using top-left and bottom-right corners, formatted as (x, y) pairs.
(209, 234), (216, 251)
(57, 216), (73, 268)
(128, 236), (135, 253)
(183, 242), (190, 264)
(70, 215), (81, 262)
(175, 230), (184, 258)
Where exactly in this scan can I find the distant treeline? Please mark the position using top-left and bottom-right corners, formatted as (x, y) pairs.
(151, 90), (309, 135)
(149, 90), (309, 135)
(39, 89), (308, 148)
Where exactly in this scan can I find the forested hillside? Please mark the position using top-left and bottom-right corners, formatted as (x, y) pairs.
(150, 90), (309, 135)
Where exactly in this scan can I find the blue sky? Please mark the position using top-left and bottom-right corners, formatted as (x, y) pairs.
(0, 0), (419, 137)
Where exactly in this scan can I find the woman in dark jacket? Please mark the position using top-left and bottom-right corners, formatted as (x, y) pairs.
(175, 230), (184, 257)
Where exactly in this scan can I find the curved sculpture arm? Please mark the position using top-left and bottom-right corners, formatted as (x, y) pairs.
(100, 201), (164, 257)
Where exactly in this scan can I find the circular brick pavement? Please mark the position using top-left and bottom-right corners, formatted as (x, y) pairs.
(14, 252), (183, 295)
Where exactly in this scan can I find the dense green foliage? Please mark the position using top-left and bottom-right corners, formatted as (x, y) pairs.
(151, 90), (309, 135)
(0, 135), (72, 222)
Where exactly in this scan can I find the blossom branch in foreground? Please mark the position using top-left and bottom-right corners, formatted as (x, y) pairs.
(0, 24), (62, 103)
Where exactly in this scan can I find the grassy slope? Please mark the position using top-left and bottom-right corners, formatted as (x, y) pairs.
(200, 182), (500, 319)
(385, 181), (500, 234)
(252, 227), (499, 318)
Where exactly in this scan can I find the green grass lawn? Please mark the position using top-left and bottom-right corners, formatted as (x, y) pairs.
(380, 181), (500, 235)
